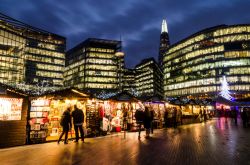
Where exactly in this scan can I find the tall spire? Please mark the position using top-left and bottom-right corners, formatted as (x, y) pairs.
(161, 19), (168, 33)
(159, 18), (170, 68)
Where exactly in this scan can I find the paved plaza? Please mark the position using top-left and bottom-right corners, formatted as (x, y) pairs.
(1, 118), (250, 165)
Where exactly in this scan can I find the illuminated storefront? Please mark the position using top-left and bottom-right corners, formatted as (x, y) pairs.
(0, 83), (28, 148)
(64, 38), (123, 93)
(163, 24), (250, 100)
(0, 13), (65, 87)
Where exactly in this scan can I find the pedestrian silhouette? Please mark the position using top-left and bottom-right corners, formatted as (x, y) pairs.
(144, 107), (152, 138)
(135, 108), (144, 139)
(71, 104), (84, 142)
(58, 107), (72, 144)
(241, 108), (248, 128)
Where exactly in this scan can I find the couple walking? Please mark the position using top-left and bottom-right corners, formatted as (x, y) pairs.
(58, 104), (85, 144)
(135, 107), (154, 139)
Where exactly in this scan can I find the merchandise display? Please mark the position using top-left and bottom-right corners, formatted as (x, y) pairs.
(29, 99), (51, 143)
(86, 101), (99, 136)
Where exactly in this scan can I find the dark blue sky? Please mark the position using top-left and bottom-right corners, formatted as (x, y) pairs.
(1, 0), (249, 68)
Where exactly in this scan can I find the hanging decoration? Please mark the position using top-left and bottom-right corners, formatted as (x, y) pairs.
(10, 81), (60, 96)
(96, 90), (117, 100)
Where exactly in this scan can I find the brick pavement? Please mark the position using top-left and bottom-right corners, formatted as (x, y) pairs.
(1, 117), (250, 165)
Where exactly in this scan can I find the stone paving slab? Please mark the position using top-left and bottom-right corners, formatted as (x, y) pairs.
(1, 118), (250, 165)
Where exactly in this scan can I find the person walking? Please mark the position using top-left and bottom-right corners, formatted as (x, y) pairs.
(232, 108), (238, 125)
(173, 108), (177, 128)
(164, 109), (168, 127)
(71, 104), (85, 142)
(58, 107), (72, 144)
(135, 107), (144, 139)
(150, 108), (154, 134)
(241, 108), (248, 128)
(144, 107), (152, 138)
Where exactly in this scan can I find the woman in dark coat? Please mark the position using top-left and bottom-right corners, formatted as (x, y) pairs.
(144, 107), (152, 138)
(58, 108), (72, 144)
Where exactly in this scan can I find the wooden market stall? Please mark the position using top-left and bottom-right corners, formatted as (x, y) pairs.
(103, 91), (142, 132)
(0, 83), (29, 148)
(27, 87), (91, 143)
(140, 95), (166, 129)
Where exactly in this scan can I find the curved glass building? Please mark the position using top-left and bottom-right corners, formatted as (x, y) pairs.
(163, 24), (250, 99)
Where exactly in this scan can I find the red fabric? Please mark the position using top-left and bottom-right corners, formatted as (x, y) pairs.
(99, 106), (104, 118)
(116, 126), (121, 132)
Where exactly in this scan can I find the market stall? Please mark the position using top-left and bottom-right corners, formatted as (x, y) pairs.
(0, 83), (28, 148)
(141, 95), (166, 129)
(163, 102), (182, 127)
(102, 91), (142, 132)
(28, 88), (90, 143)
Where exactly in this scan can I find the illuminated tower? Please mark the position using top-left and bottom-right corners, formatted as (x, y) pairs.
(159, 19), (170, 68)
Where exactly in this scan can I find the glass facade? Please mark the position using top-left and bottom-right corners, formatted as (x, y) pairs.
(123, 68), (136, 92)
(163, 24), (250, 98)
(0, 13), (65, 86)
(64, 38), (122, 92)
(135, 58), (163, 97)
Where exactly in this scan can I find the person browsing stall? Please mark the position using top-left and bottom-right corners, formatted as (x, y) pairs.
(58, 107), (72, 144)
(71, 104), (85, 142)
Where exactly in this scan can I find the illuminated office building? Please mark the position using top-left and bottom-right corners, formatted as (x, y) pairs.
(163, 24), (250, 99)
(135, 58), (164, 97)
(64, 38), (122, 93)
(123, 68), (136, 92)
(0, 13), (65, 86)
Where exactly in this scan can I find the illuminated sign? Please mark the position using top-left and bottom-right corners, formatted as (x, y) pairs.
(0, 98), (23, 120)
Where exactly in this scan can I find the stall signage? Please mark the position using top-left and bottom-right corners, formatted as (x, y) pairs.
(31, 99), (50, 107)
(0, 98), (23, 120)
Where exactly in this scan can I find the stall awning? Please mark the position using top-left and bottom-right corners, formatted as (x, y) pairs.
(0, 83), (28, 97)
(108, 91), (138, 102)
(37, 87), (91, 99)
(139, 94), (165, 103)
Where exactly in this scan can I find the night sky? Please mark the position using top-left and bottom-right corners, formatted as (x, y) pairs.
(1, 0), (250, 68)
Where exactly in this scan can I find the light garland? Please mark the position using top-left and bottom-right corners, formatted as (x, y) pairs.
(96, 90), (117, 99)
(129, 88), (139, 97)
(9, 81), (61, 96)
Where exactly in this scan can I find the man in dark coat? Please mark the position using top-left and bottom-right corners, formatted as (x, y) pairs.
(135, 108), (144, 139)
(58, 108), (72, 144)
(144, 107), (152, 138)
(71, 104), (84, 142)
